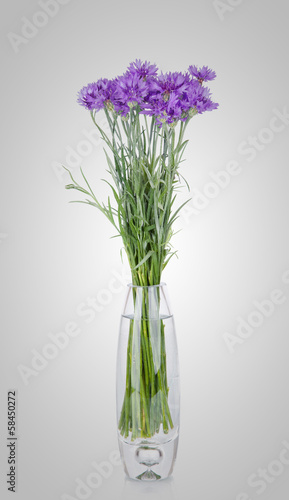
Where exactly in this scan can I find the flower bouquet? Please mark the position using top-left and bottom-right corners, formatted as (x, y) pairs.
(65, 60), (218, 479)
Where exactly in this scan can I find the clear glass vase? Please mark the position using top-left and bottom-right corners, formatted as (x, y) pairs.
(116, 283), (180, 481)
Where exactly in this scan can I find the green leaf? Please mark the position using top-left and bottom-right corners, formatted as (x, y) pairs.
(132, 250), (154, 270)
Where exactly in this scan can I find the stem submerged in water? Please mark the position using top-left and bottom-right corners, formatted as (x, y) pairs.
(118, 287), (173, 440)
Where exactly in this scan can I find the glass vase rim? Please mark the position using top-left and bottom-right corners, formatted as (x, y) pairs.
(127, 282), (167, 289)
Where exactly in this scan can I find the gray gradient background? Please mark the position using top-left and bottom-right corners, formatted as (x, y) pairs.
(1, 0), (289, 499)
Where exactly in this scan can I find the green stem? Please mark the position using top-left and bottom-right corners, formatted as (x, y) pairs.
(118, 286), (174, 440)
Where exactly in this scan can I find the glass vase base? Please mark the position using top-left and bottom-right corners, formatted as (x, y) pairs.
(118, 435), (179, 481)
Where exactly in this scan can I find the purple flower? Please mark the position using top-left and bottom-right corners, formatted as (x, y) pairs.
(77, 79), (117, 111)
(77, 82), (100, 111)
(143, 91), (183, 126)
(187, 85), (218, 114)
(144, 72), (208, 124)
(149, 72), (191, 99)
(114, 72), (149, 112)
(127, 59), (158, 80)
(77, 61), (218, 124)
(158, 92), (183, 124)
(141, 71), (193, 124)
(188, 65), (216, 84)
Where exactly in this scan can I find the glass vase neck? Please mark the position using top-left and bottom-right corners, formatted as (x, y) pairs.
(122, 282), (172, 319)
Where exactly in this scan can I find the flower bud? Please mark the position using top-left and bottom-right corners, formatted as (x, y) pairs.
(159, 111), (167, 123)
(105, 99), (114, 112)
(163, 90), (170, 102)
(189, 107), (198, 118)
(128, 100), (138, 108)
